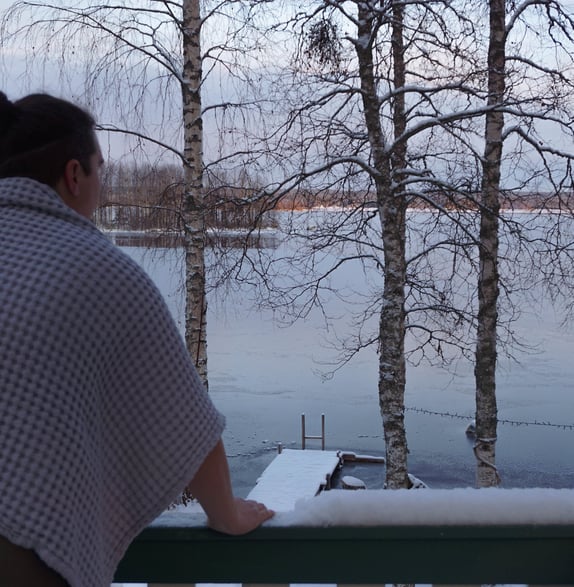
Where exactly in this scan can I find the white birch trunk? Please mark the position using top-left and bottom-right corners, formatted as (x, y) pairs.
(475, 0), (505, 487)
(182, 0), (208, 387)
(356, 2), (409, 489)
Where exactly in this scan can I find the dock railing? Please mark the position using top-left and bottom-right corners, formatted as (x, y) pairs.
(115, 488), (574, 585)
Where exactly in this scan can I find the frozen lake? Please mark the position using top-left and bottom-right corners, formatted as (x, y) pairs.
(120, 214), (574, 495)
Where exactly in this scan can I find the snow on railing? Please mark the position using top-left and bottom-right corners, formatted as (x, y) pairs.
(272, 487), (574, 526)
(115, 489), (574, 585)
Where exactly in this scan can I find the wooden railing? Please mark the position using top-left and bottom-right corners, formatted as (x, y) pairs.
(115, 518), (574, 584)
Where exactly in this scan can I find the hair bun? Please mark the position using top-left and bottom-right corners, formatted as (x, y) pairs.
(0, 92), (20, 135)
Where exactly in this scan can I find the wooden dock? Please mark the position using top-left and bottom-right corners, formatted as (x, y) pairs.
(247, 449), (342, 512)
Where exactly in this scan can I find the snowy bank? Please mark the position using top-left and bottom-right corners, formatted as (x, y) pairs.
(155, 488), (574, 528)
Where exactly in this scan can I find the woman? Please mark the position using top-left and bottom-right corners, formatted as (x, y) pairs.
(0, 91), (273, 587)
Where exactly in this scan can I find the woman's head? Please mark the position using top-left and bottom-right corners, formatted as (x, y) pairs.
(0, 92), (103, 217)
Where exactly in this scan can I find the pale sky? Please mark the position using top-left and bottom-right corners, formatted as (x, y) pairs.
(2, 0), (573, 169)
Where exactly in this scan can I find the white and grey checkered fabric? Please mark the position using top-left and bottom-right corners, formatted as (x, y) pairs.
(0, 177), (225, 587)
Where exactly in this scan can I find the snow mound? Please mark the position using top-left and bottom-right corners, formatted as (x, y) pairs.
(266, 487), (574, 526)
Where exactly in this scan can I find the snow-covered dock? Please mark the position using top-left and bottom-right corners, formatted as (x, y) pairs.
(247, 448), (342, 512)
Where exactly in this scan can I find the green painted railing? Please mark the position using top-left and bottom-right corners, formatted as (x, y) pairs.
(115, 522), (574, 584)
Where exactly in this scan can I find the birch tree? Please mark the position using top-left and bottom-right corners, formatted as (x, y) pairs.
(474, 0), (504, 488)
(474, 0), (574, 487)
(362, 0), (409, 488)
(181, 0), (208, 380)
(0, 0), (269, 387)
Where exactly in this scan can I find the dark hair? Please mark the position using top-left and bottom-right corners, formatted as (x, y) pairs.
(0, 92), (97, 187)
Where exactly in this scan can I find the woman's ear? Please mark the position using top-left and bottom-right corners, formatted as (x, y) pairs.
(62, 159), (82, 197)
(55, 159), (82, 203)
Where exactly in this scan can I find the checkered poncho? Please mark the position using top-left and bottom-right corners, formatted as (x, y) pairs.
(0, 177), (225, 587)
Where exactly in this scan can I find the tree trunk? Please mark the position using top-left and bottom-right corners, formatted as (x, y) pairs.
(475, 0), (505, 487)
(356, 1), (409, 489)
(182, 0), (208, 387)
(378, 188), (408, 490)
(384, 0), (409, 490)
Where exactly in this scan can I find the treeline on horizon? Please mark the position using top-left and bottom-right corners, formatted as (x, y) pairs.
(94, 162), (574, 234)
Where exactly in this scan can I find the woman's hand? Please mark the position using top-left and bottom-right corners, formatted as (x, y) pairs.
(187, 439), (274, 535)
(207, 497), (274, 535)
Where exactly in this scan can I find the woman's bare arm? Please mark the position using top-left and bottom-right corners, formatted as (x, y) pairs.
(186, 439), (274, 534)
